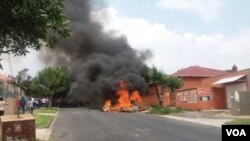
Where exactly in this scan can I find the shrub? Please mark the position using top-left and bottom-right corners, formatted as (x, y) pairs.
(149, 106), (182, 115)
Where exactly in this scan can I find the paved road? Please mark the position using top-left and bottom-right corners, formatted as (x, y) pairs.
(50, 108), (221, 141)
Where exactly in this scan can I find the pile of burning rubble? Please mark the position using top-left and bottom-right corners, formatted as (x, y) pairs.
(103, 80), (143, 112)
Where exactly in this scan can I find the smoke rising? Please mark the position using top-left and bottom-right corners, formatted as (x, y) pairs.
(46, 0), (151, 105)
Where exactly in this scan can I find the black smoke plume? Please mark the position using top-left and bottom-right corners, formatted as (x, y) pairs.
(46, 0), (150, 105)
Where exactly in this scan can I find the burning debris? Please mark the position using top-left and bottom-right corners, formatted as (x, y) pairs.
(43, 0), (150, 106)
(103, 80), (143, 112)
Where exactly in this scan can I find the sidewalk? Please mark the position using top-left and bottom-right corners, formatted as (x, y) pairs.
(36, 112), (58, 141)
(159, 115), (232, 127)
(158, 110), (250, 128)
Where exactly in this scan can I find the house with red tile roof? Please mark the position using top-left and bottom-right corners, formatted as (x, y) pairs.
(172, 66), (228, 91)
(172, 66), (228, 78)
(172, 66), (250, 111)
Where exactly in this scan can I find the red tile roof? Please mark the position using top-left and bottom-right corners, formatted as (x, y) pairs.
(172, 66), (228, 77)
(0, 73), (13, 81)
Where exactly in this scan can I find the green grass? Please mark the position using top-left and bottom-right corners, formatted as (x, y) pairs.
(34, 107), (58, 129)
(35, 114), (54, 128)
(149, 106), (183, 115)
(226, 118), (250, 125)
(35, 107), (58, 114)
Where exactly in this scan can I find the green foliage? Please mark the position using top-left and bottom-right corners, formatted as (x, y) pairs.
(36, 107), (58, 114)
(35, 114), (54, 128)
(0, 0), (70, 56)
(141, 66), (183, 92)
(16, 68), (33, 95)
(30, 67), (70, 98)
(16, 68), (29, 83)
(163, 76), (183, 93)
(140, 65), (151, 83)
(140, 66), (183, 106)
(149, 106), (183, 115)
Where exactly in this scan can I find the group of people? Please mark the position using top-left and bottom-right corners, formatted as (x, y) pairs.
(0, 96), (51, 116)
(17, 97), (35, 115)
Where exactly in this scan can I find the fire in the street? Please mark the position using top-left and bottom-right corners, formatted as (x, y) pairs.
(102, 80), (142, 112)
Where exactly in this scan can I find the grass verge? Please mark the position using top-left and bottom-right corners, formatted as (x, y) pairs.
(149, 106), (182, 115)
(35, 107), (58, 114)
(34, 107), (58, 128)
(225, 118), (250, 125)
(35, 114), (54, 128)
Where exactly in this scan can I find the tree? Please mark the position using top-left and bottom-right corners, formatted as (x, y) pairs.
(141, 66), (183, 107)
(163, 76), (183, 93)
(16, 68), (30, 83)
(30, 67), (70, 105)
(16, 68), (33, 95)
(140, 65), (151, 83)
(0, 0), (70, 56)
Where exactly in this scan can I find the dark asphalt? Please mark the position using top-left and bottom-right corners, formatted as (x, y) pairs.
(50, 108), (221, 141)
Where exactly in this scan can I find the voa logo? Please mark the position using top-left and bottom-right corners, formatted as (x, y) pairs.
(226, 129), (246, 136)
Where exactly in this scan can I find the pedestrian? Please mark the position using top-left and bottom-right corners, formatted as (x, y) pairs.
(20, 97), (26, 114)
(41, 98), (46, 107)
(27, 98), (34, 114)
(0, 97), (8, 116)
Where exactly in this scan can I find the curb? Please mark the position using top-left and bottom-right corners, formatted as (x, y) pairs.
(46, 111), (59, 140)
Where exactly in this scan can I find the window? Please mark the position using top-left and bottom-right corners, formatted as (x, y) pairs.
(200, 96), (211, 101)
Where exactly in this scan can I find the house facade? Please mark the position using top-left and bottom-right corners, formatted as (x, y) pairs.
(172, 66), (250, 110)
(0, 73), (26, 115)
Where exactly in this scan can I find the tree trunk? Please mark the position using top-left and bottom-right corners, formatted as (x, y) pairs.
(154, 83), (162, 107)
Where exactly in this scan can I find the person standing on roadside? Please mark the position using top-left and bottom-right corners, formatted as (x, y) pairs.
(0, 97), (8, 116)
(20, 97), (26, 114)
(27, 98), (34, 114)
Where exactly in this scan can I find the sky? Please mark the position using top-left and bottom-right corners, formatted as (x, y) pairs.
(1, 0), (250, 76)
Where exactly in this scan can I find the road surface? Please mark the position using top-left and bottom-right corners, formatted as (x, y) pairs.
(50, 108), (221, 141)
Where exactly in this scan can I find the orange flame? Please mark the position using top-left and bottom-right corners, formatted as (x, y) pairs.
(103, 80), (143, 112)
(102, 100), (112, 112)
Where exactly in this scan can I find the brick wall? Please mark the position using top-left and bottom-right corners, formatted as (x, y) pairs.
(141, 94), (158, 106)
(177, 101), (213, 110)
(175, 88), (214, 110)
(180, 77), (202, 90)
(212, 88), (226, 109)
(142, 85), (172, 107)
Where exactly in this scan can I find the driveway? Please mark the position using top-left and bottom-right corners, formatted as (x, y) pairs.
(50, 108), (220, 141)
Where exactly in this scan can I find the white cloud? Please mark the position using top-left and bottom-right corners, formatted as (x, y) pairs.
(0, 50), (46, 77)
(157, 0), (224, 22)
(1, 6), (247, 77)
(92, 7), (250, 73)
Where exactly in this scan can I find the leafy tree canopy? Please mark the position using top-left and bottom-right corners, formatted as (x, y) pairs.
(30, 67), (70, 98)
(141, 66), (183, 91)
(140, 66), (183, 106)
(0, 0), (70, 56)
(16, 68), (32, 95)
